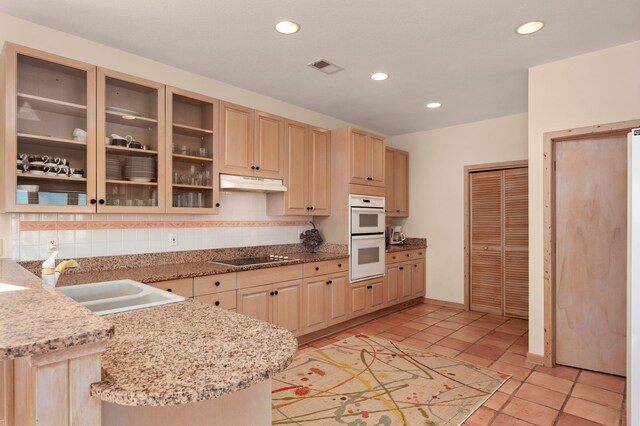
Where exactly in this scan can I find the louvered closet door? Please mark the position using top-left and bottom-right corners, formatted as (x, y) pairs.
(470, 171), (504, 315)
(503, 168), (528, 318)
(470, 167), (529, 318)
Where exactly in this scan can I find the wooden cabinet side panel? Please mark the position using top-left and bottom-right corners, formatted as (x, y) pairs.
(69, 354), (101, 425)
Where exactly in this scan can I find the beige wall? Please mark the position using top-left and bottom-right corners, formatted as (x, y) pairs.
(0, 12), (363, 259)
(528, 41), (640, 356)
(389, 113), (528, 303)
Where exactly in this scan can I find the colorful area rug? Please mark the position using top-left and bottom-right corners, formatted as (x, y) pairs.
(272, 335), (509, 425)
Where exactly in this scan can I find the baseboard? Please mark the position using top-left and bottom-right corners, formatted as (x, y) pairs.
(297, 298), (422, 346)
(422, 297), (465, 310)
(526, 352), (544, 365)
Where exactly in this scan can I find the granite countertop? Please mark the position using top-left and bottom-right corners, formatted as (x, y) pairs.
(55, 251), (348, 287)
(0, 259), (113, 360)
(385, 237), (427, 253)
(91, 299), (297, 406)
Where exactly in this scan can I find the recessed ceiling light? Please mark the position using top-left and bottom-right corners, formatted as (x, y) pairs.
(370, 72), (389, 81)
(274, 21), (300, 35)
(426, 102), (441, 109)
(516, 20), (544, 35)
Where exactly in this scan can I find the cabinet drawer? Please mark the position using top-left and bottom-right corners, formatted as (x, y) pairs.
(148, 278), (193, 298)
(412, 248), (426, 259)
(194, 272), (237, 296)
(303, 261), (330, 277)
(237, 264), (303, 289)
(194, 290), (237, 310)
(386, 252), (404, 264)
(328, 258), (348, 274)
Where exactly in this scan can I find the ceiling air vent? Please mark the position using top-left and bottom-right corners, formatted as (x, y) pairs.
(308, 59), (344, 75)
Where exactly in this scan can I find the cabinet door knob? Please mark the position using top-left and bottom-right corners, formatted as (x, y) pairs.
(392, 256), (396, 259)
(419, 252), (422, 255)
(326, 280), (332, 285)
(367, 285), (373, 289)
(406, 254), (410, 257)
(98, 199), (105, 205)
(270, 291), (275, 296)
(310, 206), (314, 210)
(397, 210), (400, 213)
(215, 281), (220, 286)
(399, 267), (404, 270)
(214, 301), (220, 306)
(255, 166), (260, 170)
(338, 263), (342, 267)
(166, 288), (172, 292)
(251, 165), (256, 170)
(315, 267), (319, 271)
(306, 207), (310, 210)
(274, 290), (278, 295)
(216, 203), (220, 207)
(90, 198), (97, 205)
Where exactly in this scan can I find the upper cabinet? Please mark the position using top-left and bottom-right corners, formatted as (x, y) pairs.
(385, 147), (409, 217)
(348, 128), (385, 188)
(3, 43), (97, 212)
(266, 120), (331, 216)
(166, 87), (219, 214)
(97, 68), (165, 212)
(218, 102), (285, 179)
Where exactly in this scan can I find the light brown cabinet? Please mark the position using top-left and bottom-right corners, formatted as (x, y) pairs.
(148, 278), (193, 298)
(237, 280), (303, 336)
(347, 128), (385, 188)
(385, 147), (409, 217)
(266, 121), (331, 216)
(218, 102), (286, 179)
(385, 248), (426, 305)
(301, 271), (349, 334)
(166, 86), (219, 214)
(349, 278), (385, 317)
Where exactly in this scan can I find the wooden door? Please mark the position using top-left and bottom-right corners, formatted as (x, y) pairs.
(255, 112), (284, 179)
(394, 150), (409, 216)
(398, 263), (413, 301)
(302, 277), (327, 334)
(385, 149), (396, 215)
(237, 284), (272, 323)
(308, 127), (331, 216)
(503, 168), (528, 318)
(367, 280), (385, 312)
(555, 135), (627, 375)
(349, 282), (368, 317)
(349, 129), (369, 185)
(219, 101), (254, 175)
(273, 280), (303, 336)
(326, 274), (349, 326)
(368, 135), (386, 187)
(411, 261), (426, 297)
(384, 265), (400, 305)
(470, 170), (504, 315)
(283, 120), (308, 215)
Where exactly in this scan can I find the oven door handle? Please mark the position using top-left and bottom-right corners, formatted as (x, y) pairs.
(351, 207), (384, 213)
(351, 234), (385, 241)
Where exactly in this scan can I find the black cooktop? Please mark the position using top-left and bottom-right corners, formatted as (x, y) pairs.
(210, 256), (297, 267)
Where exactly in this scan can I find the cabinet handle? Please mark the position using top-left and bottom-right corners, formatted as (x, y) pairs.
(216, 203), (220, 208)
(310, 206), (314, 210)
(90, 198), (97, 205)
(251, 165), (256, 170)
(392, 256), (396, 260)
(406, 254), (410, 257)
(397, 210), (400, 213)
(399, 267), (404, 270)
(215, 281), (220, 287)
(338, 263), (342, 267)
(418, 252), (422, 255)
(270, 291), (275, 296)
(98, 199), (105, 205)
(306, 207), (310, 210)
(256, 166), (260, 170)
(166, 288), (172, 292)
(367, 285), (373, 289)
(326, 280), (332, 285)
(214, 301), (220, 306)
(315, 267), (319, 271)
(274, 290), (279, 295)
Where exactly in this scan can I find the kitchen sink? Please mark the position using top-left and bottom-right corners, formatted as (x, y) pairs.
(58, 279), (185, 316)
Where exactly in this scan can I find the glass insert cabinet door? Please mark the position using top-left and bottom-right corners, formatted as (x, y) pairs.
(96, 68), (165, 212)
(166, 86), (220, 214)
(4, 43), (97, 212)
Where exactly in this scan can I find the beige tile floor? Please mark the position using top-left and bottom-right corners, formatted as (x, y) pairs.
(298, 303), (627, 426)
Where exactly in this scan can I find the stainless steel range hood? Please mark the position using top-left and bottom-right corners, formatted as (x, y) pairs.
(219, 174), (287, 192)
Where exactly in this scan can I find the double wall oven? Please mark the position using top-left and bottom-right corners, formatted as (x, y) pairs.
(349, 194), (386, 282)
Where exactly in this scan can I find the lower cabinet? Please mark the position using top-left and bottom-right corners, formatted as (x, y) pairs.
(385, 249), (427, 305)
(237, 280), (303, 336)
(411, 261), (426, 298)
(349, 278), (385, 317)
(194, 290), (237, 310)
(302, 272), (349, 334)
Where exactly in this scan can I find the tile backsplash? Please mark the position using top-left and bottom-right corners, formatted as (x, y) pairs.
(11, 192), (314, 261)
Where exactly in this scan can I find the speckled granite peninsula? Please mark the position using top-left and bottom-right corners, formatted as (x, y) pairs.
(385, 237), (427, 253)
(0, 258), (113, 360)
(92, 300), (297, 406)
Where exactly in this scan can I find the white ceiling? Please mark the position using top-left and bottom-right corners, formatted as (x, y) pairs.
(1, 1), (638, 135)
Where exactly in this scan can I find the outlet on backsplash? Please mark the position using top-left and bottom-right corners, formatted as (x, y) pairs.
(48, 239), (58, 252)
(169, 233), (178, 246)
